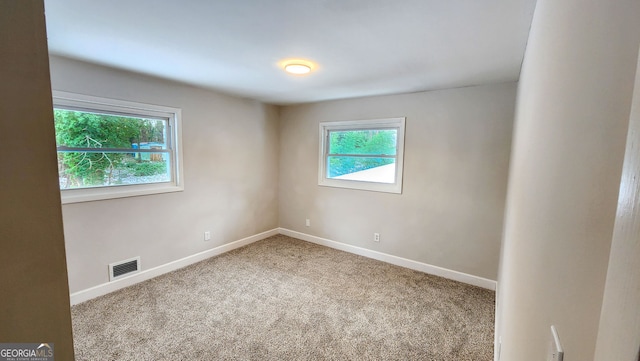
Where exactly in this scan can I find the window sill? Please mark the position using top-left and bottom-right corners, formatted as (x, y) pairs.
(60, 183), (184, 204)
(318, 178), (403, 194)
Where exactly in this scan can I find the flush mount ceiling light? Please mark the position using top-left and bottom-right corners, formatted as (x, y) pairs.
(284, 63), (311, 74)
(280, 59), (316, 75)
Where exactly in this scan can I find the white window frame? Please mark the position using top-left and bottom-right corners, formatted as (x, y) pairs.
(318, 117), (406, 194)
(52, 91), (184, 204)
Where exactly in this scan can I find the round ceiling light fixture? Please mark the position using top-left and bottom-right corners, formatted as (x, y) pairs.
(284, 63), (311, 75)
(280, 59), (316, 75)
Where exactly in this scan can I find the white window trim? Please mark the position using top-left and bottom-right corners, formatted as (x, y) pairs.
(52, 90), (184, 204)
(318, 117), (406, 194)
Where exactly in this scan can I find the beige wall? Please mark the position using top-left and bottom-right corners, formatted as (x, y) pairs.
(52, 56), (514, 295)
(49, 56), (280, 294)
(279, 83), (515, 280)
(496, 0), (640, 359)
(594, 47), (640, 361)
(0, 1), (74, 358)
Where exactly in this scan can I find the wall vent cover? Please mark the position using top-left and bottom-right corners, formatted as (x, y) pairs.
(109, 256), (141, 281)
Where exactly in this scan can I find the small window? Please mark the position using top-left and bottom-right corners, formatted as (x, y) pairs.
(318, 117), (406, 193)
(52, 91), (183, 203)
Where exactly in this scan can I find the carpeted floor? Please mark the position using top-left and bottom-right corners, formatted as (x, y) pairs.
(71, 235), (495, 360)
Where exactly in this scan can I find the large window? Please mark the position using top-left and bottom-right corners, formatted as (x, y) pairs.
(52, 91), (183, 203)
(318, 117), (405, 193)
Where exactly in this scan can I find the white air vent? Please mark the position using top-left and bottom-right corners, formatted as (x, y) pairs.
(109, 256), (141, 281)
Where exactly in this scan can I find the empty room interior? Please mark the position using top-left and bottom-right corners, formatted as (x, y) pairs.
(2, 0), (640, 360)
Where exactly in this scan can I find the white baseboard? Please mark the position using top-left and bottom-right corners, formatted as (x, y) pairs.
(71, 227), (496, 305)
(278, 228), (497, 291)
(69, 228), (279, 305)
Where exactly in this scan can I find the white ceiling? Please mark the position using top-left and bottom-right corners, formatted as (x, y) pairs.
(44, 0), (537, 105)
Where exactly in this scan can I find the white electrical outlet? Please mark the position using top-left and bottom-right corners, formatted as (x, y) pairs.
(374, 233), (380, 242)
(305, 219), (311, 227)
(204, 231), (211, 241)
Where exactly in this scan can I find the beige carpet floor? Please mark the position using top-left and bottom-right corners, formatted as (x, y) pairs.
(71, 235), (495, 360)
